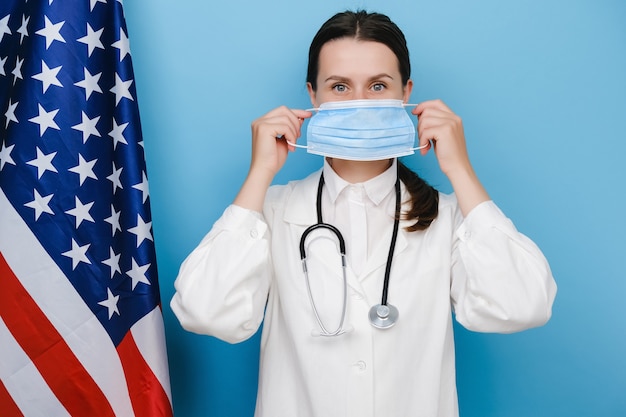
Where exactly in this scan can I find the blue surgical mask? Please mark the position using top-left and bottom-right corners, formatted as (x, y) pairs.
(289, 99), (425, 161)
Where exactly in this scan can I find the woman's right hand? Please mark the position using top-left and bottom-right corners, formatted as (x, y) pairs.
(234, 106), (312, 211)
(249, 106), (312, 178)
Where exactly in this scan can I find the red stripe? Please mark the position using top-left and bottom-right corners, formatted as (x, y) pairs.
(0, 252), (116, 417)
(0, 379), (24, 417)
(117, 331), (173, 417)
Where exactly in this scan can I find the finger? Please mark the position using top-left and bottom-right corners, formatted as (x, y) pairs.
(413, 99), (452, 116)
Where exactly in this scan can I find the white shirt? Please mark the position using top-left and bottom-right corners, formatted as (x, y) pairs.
(171, 160), (557, 417)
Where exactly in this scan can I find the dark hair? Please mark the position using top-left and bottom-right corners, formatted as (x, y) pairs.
(307, 10), (439, 231)
(306, 10), (410, 90)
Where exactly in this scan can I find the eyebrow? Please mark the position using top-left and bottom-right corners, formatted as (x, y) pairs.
(323, 73), (395, 83)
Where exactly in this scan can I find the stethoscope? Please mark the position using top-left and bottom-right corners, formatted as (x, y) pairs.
(298, 168), (401, 336)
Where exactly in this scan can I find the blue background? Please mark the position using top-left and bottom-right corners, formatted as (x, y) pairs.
(125, 1), (626, 416)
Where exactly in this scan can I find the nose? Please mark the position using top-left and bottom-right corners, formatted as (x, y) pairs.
(353, 89), (367, 100)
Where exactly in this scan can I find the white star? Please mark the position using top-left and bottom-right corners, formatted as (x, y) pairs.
(17, 15), (29, 44)
(128, 214), (153, 248)
(0, 15), (11, 43)
(62, 238), (91, 270)
(12, 56), (24, 85)
(77, 23), (104, 57)
(68, 154), (98, 185)
(71, 111), (101, 143)
(74, 67), (103, 100)
(5, 99), (18, 128)
(132, 171), (150, 203)
(104, 204), (122, 236)
(24, 189), (54, 220)
(28, 104), (60, 136)
(109, 73), (133, 105)
(26, 147), (58, 179)
(102, 247), (121, 279)
(32, 60), (63, 93)
(112, 27), (131, 62)
(127, 258), (151, 290)
(90, 0), (107, 11)
(109, 118), (128, 149)
(0, 56), (6, 76)
(106, 162), (123, 194)
(35, 16), (66, 50)
(98, 288), (120, 319)
(65, 196), (95, 228)
(0, 142), (16, 170)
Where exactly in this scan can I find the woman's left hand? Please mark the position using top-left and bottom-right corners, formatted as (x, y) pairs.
(411, 99), (471, 178)
(412, 99), (490, 216)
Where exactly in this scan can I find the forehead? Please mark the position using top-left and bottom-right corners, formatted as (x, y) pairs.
(317, 38), (400, 79)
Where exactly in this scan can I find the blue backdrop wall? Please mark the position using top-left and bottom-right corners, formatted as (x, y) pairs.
(125, 1), (626, 416)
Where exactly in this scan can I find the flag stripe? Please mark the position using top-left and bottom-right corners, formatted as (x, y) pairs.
(118, 331), (174, 417)
(0, 189), (135, 416)
(132, 307), (173, 404)
(0, 317), (70, 417)
(0, 253), (116, 417)
(0, 376), (25, 417)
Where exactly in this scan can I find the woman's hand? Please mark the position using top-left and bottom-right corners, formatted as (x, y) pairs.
(234, 106), (311, 212)
(249, 106), (312, 179)
(412, 99), (490, 216)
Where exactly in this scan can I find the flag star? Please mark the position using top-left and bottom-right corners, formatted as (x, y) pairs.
(74, 67), (103, 100)
(27, 147), (58, 179)
(128, 214), (153, 248)
(24, 189), (54, 220)
(77, 23), (104, 57)
(35, 16), (66, 50)
(107, 162), (123, 194)
(0, 15), (11, 43)
(68, 154), (98, 185)
(1, 56), (6, 76)
(110, 73), (133, 105)
(0, 142), (16, 170)
(71, 111), (101, 143)
(109, 118), (128, 149)
(18, 15), (30, 44)
(65, 196), (95, 228)
(62, 238), (91, 270)
(32, 60), (63, 93)
(102, 247), (121, 279)
(112, 27), (131, 62)
(98, 288), (120, 319)
(104, 204), (122, 236)
(5, 99), (18, 128)
(28, 104), (60, 136)
(90, 0), (107, 11)
(132, 171), (150, 203)
(127, 258), (151, 290)
(12, 56), (24, 85)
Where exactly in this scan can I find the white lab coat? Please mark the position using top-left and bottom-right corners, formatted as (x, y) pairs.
(171, 166), (557, 417)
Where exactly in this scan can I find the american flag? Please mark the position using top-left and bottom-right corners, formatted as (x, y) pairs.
(0, 1), (172, 416)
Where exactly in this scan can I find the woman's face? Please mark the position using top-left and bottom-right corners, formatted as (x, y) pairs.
(307, 37), (412, 107)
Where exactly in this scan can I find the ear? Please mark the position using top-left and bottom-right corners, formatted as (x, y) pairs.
(306, 82), (318, 108)
(402, 79), (414, 103)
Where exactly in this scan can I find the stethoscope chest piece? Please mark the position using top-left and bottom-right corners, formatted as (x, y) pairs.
(369, 303), (399, 329)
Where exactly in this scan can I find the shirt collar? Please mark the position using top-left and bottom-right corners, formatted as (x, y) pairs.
(322, 158), (398, 206)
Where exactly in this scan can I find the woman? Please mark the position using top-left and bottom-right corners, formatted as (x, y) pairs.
(171, 10), (556, 417)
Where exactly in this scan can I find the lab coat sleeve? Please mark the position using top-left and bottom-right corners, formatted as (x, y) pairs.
(450, 199), (557, 333)
(170, 204), (272, 343)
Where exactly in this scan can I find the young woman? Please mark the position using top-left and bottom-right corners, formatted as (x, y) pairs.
(171, 10), (556, 417)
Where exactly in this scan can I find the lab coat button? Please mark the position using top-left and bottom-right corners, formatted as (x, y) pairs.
(351, 292), (363, 300)
(250, 228), (258, 239)
(355, 360), (366, 371)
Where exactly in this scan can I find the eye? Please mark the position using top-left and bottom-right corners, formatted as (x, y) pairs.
(371, 83), (386, 92)
(332, 83), (348, 93)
